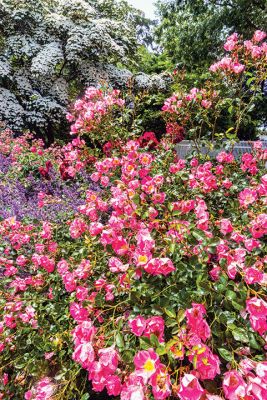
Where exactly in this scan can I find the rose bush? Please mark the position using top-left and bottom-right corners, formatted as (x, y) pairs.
(162, 31), (267, 143)
(0, 30), (267, 400)
(0, 130), (266, 399)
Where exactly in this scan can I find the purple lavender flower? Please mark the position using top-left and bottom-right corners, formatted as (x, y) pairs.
(0, 157), (98, 223)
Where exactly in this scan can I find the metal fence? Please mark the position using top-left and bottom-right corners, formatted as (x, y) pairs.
(175, 140), (267, 159)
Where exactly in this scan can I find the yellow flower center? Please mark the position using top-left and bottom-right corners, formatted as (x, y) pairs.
(138, 255), (148, 264)
(142, 156), (149, 164)
(144, 359), (155, 372)
(174, 349), (183, 358)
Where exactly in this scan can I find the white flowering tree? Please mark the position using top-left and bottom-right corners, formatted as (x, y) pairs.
(0, 0), (162, 143)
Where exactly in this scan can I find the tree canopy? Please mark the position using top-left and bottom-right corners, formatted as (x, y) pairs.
(155, 0), (267, 70)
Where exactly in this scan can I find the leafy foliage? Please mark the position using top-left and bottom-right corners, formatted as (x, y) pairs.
(155, 0), (267, 70)
(162, 32), (267, 141)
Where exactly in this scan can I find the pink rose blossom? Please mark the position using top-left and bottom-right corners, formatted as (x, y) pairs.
(150, 364), (171, 400)
(129, 315), (146, 337)
(223, 370), (248, 400)
(253, 30), (267, 43)
(178, 374), (205, 400)
(134, 348), (160, 383)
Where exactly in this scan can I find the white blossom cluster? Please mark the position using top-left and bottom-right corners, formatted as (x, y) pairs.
(0, 88), (25, 128)
(31, 42), (64, 76)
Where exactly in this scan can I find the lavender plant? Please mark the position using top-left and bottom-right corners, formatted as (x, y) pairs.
(0, 157), (97, 222)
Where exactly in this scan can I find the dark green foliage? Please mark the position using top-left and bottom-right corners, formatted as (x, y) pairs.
(155, 0), (267, 70)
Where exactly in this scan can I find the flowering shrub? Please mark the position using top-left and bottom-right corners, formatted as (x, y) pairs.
(0, 29), (267, 400)
(163, 31), (267, 142)
(0, 129), (95, 222)
(0, 218), (86, 399)
(67, 87), (126, 147)
(65, 138), (267, 399)
(66, 86), (171, 154)
(0, 129), (266, 398)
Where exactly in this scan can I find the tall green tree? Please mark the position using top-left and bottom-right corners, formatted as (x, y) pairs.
(155, 0), (267, 70)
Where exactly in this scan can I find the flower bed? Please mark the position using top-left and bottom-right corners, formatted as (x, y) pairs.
(0, 129), (95, 222)
(0, 132), (266, 399)
(0, 29), (267, 400)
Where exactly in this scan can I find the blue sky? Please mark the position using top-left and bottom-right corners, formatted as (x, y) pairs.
(127, 0), (156, 19)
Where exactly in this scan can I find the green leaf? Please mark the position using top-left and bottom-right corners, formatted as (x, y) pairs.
(150, 334), (160, 347)
(81, 394), (90, 400)
(228, 105), (233, 114)
(165, 318), (177, 327)
(247, 103), (255, 112)
(132, 194), (140, 205)
(122, 350), (134, 363)
(232, 328), (249, 343)
(192, 230), (207, 241)
(218, 348), (233, 362)
(117, 318), (124, 330)
(225, 290), (237, 301)
(231, 301), (244, 311)
(177, 309), (185, 323)
(14, 363), (26, 370)
(164, 308), (176, 319)
(172, 210), (181, 216)
(168, 203), (174, 211)
(192, 355), (198, 369)
(156, 345), (166, 356)
(116, 332), (125, 348)
(171, 326), (179, 335)
(139, 336), (152, 350)
(248, 333), (262, 350)
(169, 242), (176, 254)
(246, 77), (255, 86)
